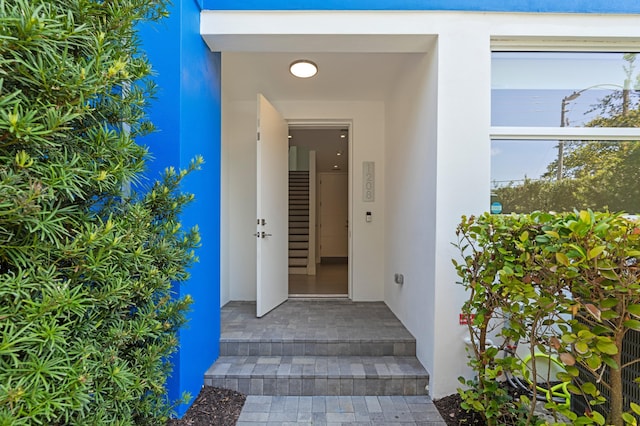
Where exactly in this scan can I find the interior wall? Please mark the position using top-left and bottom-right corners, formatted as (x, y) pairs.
(384, 50), (439, 390)
(222, 98), (386, 302)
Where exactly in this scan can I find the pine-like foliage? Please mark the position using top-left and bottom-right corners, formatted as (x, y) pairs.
(0, 0), (200, 424)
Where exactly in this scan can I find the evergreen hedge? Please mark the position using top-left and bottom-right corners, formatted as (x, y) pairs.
(0, 0), (199, 424)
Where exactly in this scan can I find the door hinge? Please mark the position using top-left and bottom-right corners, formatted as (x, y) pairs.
(257, 132), (260, 141)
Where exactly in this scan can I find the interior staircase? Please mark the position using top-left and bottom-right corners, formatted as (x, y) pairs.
(288, 171), (310, 274)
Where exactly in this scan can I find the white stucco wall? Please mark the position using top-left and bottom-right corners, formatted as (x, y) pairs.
(224, 100), (258, 301)
(384, 50), (442, 392)
(209, 10), (640, 398)
(220, 92), (231, 306)
(222, 98), (386, 302)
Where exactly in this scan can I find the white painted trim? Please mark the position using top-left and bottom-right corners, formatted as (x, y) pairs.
(201, 11), (640, 53)
(307, 150), (317, 276)
(491, 126), (640, 140)
(491, 36), (640, 52)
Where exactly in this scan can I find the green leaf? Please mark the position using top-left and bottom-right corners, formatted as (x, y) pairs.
(622, 412), (636, 425)
(586, 354), (602, 370)
(628, 304), (640, 317)
(595, 340), (618, 355)
(575, 341), (590, 354)
(581, 382), (598, 396)
(556, 252), (570, 266)
(591, 410), (606, 425)
(579, 210), (592, 225)
(600, 269), (619, 281)
(631, 402), (640, 415)
(601, 298), (618, 309)
(603, 355), (620, 370)
(588, 245), (606, 260)
(624, 319), (640, 331)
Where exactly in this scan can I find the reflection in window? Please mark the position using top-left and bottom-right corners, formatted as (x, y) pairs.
(491, 140), (640, 214)
(492, 52), (640, 127)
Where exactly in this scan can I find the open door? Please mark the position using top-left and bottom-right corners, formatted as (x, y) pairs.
(256, 94), (288, 317)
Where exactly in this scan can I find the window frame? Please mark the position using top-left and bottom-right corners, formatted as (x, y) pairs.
(489, 42), (640, 142)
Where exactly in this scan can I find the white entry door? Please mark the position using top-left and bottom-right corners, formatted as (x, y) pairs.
(256, 94), (288, 317)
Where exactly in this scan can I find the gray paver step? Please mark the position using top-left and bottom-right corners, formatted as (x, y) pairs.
(236, 395), (447, 425)
(220, 338), (416, 357)
(205, 356), (429, 396)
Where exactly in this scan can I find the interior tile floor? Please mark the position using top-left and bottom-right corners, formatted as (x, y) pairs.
(288, 263), (348, 296)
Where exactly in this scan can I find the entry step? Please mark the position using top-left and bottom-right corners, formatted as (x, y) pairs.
(220, 338), (416, 357)
(205, 356), (429, 396)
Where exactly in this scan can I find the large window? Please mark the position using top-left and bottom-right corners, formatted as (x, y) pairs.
(491, 51), (640, 214)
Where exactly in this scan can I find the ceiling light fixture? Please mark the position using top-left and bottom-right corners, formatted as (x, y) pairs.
(289, 60), (318, 78)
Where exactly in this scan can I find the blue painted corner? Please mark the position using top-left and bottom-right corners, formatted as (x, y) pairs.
(139, 0), (221, 418)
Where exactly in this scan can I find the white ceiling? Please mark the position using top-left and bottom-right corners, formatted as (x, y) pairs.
(289, 128), (349, 173)
(216, 36), (434, 171)
(222, 51), (426, 102)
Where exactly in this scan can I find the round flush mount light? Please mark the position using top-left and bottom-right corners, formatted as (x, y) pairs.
(289, 60), (318, 78)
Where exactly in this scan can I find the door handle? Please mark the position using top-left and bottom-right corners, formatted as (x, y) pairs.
(261, 231), (272, 238)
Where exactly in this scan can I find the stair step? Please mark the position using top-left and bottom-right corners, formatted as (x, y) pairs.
(289, 235), (309, 242)
(289, 215), (309, 222)
(289, 208), (309, 214)
(289, 200), (309, 206)
(288, 266), (308, 274)
(289, 258), (307, 266)
(289, 228), (309, 235)
(289, 249), (309, 258)
(289, 242), (309, 249)
(289, 222), (309, 229)
(220, 339), (417, 357)
(205, 356), (428, 396)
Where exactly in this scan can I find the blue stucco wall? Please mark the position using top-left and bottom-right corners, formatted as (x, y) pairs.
(139, 0), (221, 417)
(203, 0), (640, 12)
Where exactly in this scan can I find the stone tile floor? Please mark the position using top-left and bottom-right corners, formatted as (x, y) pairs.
(221, 300), (416, 342)
(236, 395), (447, 425)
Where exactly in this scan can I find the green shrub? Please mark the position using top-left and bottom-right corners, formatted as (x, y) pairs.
(454, 211), (640, 426)
(0, 0), (199, 424)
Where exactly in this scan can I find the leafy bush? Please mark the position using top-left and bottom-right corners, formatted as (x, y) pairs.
(0, 0), (199, 424)
(454, 211), (640, 426)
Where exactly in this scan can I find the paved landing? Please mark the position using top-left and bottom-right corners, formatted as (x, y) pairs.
(221, 300), (416, 343)
(236, 395), (447, 426)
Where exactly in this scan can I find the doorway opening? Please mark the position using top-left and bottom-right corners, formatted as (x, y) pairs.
(287, 126), (350, 297)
